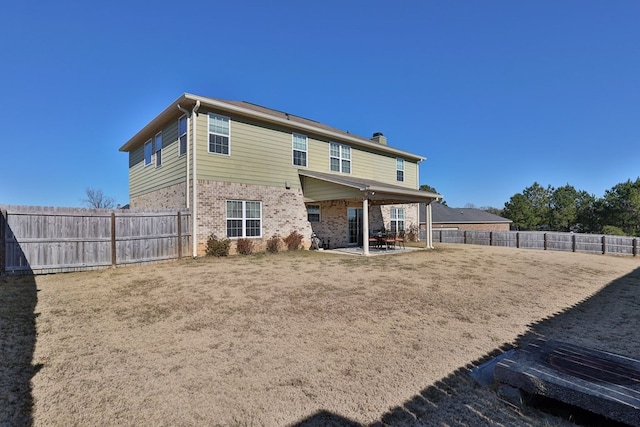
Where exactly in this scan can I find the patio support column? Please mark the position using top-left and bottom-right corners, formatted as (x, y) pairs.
(363, 197), (370, 256)
(426, 202), (434, 249)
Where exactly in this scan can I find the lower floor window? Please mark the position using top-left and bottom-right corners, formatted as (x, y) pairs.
(390, 207), (405, 232)
(306, 204), (320, 222)
(227, 200), (262, 238)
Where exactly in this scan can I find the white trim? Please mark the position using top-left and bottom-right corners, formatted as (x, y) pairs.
(144, 139), (153, 166)
(306, 204), (321, 222)
(154, 131), (163, 168)
(226, 200), (263, 238)
(390, 207), (405, 232)
(329, 142), (351, 174)
(292, 132), (308, 167)
(396, 157), (404, 182)
(120, 94), (426, 163)
(207, 112), (231, 156)
(178, 114), (187, 157)
(192, 101), (200, 257)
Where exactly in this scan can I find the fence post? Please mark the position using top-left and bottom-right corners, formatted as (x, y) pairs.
(177, 211), (182, 259)
(111, 212), (117, 267)
(633, 238), (638, 257)
(602, 235), (607, 255)
(572, 233), (576, 252)
(0, 208), (6, 276)
(464, 231), (467, 245)
(489, 231), (493, 246)
(516, 232), (520, 249)
(544, 233), (548, 250)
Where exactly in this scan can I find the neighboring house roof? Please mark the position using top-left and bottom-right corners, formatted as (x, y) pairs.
(420, 202), (512, 224)
(119, 93), (425, 162)
(300, 170), (442, 205)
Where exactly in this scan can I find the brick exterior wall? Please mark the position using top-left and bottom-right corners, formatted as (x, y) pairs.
(195, 180), (313, 255)
(130, 180), (424, 254)
(130, 182), (187, 209)
(380, 204), (420, 233)
(432, 223), (511, 231)
(308, 202), (419, 249)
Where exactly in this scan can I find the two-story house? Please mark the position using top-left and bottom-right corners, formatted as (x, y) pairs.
(119, 93), (441, 256)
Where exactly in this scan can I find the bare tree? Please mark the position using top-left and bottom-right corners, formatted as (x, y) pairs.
(82, 187), (116, 209)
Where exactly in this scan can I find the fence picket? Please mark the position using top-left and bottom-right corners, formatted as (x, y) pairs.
(425, 229), (638, 257)
(0, 205), (191, 275)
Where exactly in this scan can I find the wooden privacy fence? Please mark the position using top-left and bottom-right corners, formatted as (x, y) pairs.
(0, 205), (191, 275)
(424, 229), (639, 256)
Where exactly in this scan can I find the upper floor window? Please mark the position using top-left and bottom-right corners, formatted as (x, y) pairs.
(330, 142), (351, 173)
(226, 200), (262, 238)
(396, 158), (404, 182)
(208, 113), (230, 155)
(390, 207), (405, 232)
(154, 132), (163, 167)
(306, 204), (321, 222)
(292, 133), (307, 167)
(144, 139), (152, 166)
(178, 115), (187, 156)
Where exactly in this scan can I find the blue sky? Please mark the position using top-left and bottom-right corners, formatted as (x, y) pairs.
(2, 1), (639, 208)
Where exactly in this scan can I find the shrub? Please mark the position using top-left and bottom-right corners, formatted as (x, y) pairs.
(602, 225), (626, 236)
(406, 223), (419, 242)
(266, 234), (281, 254)
(283, 230), (304, 251)
(205, 234), (231, 257)
(236, 238), (254, 255)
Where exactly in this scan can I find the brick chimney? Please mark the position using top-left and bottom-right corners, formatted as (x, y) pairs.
(371, 132), (387, 145)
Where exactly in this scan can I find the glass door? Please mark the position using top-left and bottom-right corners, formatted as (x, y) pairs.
(347, 208), (363, 246)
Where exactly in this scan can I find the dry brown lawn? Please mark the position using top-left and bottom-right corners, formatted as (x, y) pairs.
(1, 244), (639, 426)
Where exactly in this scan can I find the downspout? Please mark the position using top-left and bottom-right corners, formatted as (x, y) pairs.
(191, 100), (200, 257)
(177, 104), (190, 209)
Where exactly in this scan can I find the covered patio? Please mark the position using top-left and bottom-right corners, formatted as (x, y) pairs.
(327, 245), (424, 256)
(299, 170), (441, 256)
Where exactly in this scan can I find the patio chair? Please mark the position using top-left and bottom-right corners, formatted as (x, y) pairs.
(383, 232), (396, 250)
(395, 230), (406, 249)
(368, 234), (380, 249)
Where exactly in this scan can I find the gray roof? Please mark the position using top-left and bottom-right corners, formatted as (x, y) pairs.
(420, 202), (512, 224)
(119, 94), (425, 162)
(299, 170), (441, 205)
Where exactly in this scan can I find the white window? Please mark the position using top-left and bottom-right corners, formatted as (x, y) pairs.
(154, 132), (162, 167)
(396, 158), (404, 182)
(226, 200), (262, 238)
(292, 133), (307, 167)
(178, 115), (187, 156)
(208, 113), (230, 155)
(144, 139), (152, 166)
(330, 142), (351, 173)
(390, 207), (405, 232)
(307, 204), (320, 222)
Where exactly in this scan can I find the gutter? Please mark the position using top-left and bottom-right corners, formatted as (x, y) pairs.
(120, 94), (425, 162)
(182, 94), (425, 162)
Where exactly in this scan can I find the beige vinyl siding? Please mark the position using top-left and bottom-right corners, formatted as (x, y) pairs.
(196, 113), (304, 189)
(350, 149), (419, 188)
(129, 119), (187, 199)
(194, 110), (420, 190)
(302, 177), (362, 202)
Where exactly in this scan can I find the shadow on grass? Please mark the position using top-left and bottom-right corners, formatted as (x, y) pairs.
(0, 273), (39, 427)
(291, 266), (640, 426)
